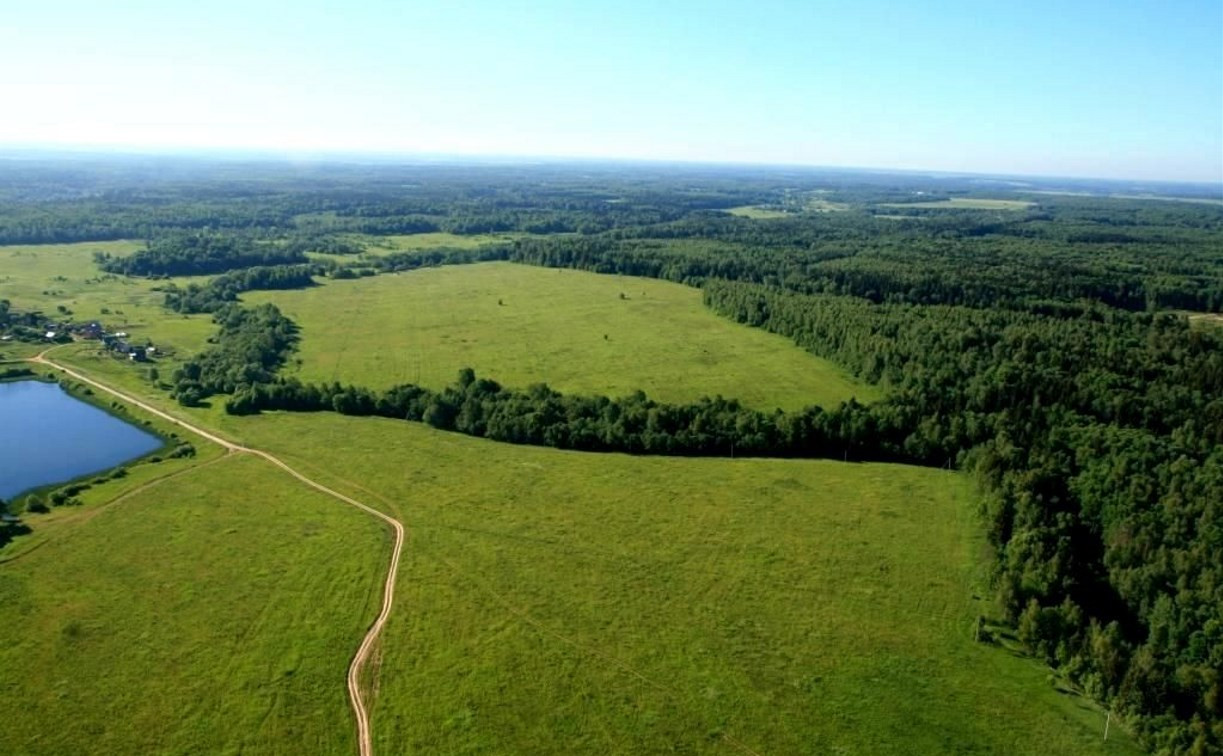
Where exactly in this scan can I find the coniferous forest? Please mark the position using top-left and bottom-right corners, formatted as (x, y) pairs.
(4, 158), (1221, 752)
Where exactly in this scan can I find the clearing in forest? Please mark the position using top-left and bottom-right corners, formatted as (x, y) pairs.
(243, 261), (879, 410)
(723, 205), (791, 219)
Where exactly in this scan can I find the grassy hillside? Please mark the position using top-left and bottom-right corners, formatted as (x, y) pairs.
(0, 453), (387, 755)
(212, 411), (1140, 755)
(244, 262), (879, 410)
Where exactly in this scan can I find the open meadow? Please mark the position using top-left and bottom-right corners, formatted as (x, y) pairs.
(200, 411), (1141, 755)
(0, 452), (387, 755)
(304, 232), (527, 264)
(723, 205), (791, 219)
(243, 262), (879, 410)
(368, 232), (527, 251)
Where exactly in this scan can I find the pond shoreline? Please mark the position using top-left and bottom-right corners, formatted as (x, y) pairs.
(0, 376), (176, 510)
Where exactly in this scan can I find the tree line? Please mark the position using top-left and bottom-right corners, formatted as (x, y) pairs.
(170, 303), (298, 406)
(163, 264), (319, 313)
(702, 280), (1222, 752)
(225, 368), (897, 461)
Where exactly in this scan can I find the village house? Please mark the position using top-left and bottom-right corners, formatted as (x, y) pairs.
(73, 321), (105, 340)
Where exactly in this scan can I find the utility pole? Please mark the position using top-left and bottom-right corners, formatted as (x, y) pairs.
(1104, 710), (1111, 742)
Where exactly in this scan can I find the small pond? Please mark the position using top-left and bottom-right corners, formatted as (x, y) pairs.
(0, 380), (164, 500)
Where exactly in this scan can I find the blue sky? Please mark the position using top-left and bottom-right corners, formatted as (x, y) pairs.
(1, 0), (1219, 181)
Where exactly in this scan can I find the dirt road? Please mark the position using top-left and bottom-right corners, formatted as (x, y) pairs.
(30, 354), (402, 756)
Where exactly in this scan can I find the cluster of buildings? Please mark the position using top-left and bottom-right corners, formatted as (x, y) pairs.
(0, 319), (157, 362)
(73, 321), (157, 362)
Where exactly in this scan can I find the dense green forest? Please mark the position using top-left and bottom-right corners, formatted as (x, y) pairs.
(6, 158), (1222, 753)
(94, 231), (310, 276)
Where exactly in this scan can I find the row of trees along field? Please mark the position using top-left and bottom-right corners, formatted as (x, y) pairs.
(162, 264), (319, 313)
(225, 369), (891, 459)
(32, 162), (1220, 753)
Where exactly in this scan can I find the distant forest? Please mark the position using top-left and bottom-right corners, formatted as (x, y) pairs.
(6, 159), (1221, 753)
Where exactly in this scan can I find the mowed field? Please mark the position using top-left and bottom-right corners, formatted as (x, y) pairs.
(0, 241), (216, 357)
(208, 412), (1140, 755)
(244, 262), (879, 410)
(0, 453), (387, 755)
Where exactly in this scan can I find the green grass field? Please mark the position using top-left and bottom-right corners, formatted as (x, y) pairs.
(0, 453), (387, 755)
(879, 198), (1035, 211)
(369, 232), (527, 251)
(244, 262), (879, 410)
(723, 205), (791, 219)
(725, 200), (849, 217)
(305, 232), (528, 264)
(1022, 191), (1223, 206)
(205, 411), (1140, 755)
(1187, 312), (1223, 330)
(0, 241), (217, 357)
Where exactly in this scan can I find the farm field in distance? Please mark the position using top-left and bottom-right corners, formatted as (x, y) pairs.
(209, 411), (1140, 755)
(0, 453), (386, 755)
(878, 198), (1035, 210)
(723, 205), (790, 219)
(305, 232), (528, 264)
(370, 232), (527, 251)
(244, 261), (880, 410)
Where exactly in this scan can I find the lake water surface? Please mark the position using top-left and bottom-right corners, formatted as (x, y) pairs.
(0, 380), (163, 500)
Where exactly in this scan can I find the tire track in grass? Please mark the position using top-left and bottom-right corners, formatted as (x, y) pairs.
(267, 446), (764, 754)
(29, 352), (403, 756)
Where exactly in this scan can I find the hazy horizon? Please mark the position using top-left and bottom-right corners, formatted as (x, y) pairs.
(3, 0), (1220, 183)
(4, 143), (1222, 191)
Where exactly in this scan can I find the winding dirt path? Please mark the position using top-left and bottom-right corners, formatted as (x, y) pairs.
(29, 353), (402, 756)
